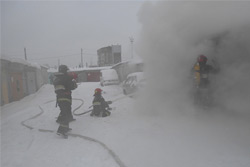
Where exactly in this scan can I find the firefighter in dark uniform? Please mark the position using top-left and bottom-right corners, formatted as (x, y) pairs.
(90, 88), (111, 117)
(193, 55), (218, 88)
(53, 65), (77, 138)
(56, 72), (77, 123)
(192, 55), (219, 106)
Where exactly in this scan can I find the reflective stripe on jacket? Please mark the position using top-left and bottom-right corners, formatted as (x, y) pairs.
(93, 101), (101, 106)
(54, 85), (66, 91)
(57, 98), (72, 104)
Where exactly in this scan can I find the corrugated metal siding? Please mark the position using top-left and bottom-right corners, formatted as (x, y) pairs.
(78, 72), (87, 82)
(87, 71), (101, 82)
(36, 69), (43, 90)
(10, 72), (24, 101)
(75, 70), (101, 82)
(22, 72), (28, 96)
(26, 71), (37, 94)
(1, 71), (9, 105)
(0, 59), (48, 106)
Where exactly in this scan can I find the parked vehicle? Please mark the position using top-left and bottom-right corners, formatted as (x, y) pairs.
(122, 72), (146, 96)
(100, 69), (120, 86)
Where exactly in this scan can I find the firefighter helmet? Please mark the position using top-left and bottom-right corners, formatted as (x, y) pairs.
(197, 55), (208, 63)
(58, 65), (69, 74)
(94, 88), (102, 95)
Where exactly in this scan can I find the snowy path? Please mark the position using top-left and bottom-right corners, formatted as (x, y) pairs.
(1, 83), (132, 167)
(2, 83), (250, 167)
(21, 98), (126, 167)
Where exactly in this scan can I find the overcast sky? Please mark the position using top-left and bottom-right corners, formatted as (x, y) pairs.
(1, 1), (145, 67)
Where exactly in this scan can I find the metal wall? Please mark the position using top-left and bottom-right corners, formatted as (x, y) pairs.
(87, 71), (101, 82)
(0, 59), (48, 106)
(77, 72), (87, 82)
(1, 70), (9, 105)
(26, 71), (37, 94)
(10, 72), (24, 101)
(76, 70), (101, 82)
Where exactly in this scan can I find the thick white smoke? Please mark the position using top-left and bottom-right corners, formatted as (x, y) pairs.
(136, 1), (250, 115)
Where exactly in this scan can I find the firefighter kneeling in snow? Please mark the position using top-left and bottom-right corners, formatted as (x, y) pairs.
(53, 65), (77, 137)
(90, 88), (111, 117)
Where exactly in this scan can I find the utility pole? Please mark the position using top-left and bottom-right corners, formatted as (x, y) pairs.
(129, 37), (134, 59)
(24, 47), (27, 60)
(58, 59), (60, 68)
(81, 48), (83, 68)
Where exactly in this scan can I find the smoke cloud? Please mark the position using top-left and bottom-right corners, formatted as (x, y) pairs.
(136, 1), (250, 115)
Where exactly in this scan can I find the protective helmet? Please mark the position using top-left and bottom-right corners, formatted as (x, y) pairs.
(58, 65), (69, 74)
(94, 88), (102, 95)
(197, 55), (208, 63)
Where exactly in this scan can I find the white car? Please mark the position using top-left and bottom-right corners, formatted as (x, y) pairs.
(100, 69), (120, 86)
(122, 72), (146, 96)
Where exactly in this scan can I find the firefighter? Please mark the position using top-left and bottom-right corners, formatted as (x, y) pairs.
(53, 65), (77, 138)
(192, 55), (219, 107)
(193, 55), (218, 88)
(90, 88), (111, 117)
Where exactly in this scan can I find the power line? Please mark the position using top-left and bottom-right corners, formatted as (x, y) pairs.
(24, 47), (27, 60)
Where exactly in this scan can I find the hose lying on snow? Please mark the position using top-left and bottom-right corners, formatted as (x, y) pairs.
(73, 94), (129, 116)
(20, 98), (127, 167)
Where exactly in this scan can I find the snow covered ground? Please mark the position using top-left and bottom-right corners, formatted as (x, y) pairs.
(1, 82), (250, 167)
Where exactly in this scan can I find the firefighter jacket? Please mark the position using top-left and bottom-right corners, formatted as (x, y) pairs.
(92, 94), (109, 114)
(53, 72), (77, 104)
(192, 62), (218, 88)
